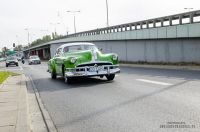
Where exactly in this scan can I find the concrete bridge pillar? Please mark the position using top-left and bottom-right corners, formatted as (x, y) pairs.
(161, 19), (164, 27)
(117, 27), (119, 32)
(120, 26), (123, 32)
(43, 49), (46, 59)
(146, 21), (149, 28)
(135, 24), (137, 30)
(140, 23), (143, 29)
(36, 50), (38, 55)
(129, 24), (132, 30)
(125, 26), (127, 31)
(190, 13), (194, 24)
(153, 20), (156, 28)
(169, 17), (172, 26)
(179, 15), (182, 25)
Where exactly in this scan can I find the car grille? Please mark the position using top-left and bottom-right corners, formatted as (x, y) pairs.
(77, 62), (112, 67)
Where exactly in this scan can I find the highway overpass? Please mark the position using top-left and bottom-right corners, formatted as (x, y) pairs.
(23, 10), (200, 63)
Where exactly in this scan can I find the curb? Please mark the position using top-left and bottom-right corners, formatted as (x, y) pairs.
(16, 75), (31, 132)
(120, 63), (200, 71)
(27, 76), (57, 132)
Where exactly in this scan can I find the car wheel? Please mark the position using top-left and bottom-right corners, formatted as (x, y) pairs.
(29, 63), (31, 65)
(106, 74), (115, 81)
(51, 71), (57, 79)
(16, 63), (19, 66)
(6, 64), (8, 67)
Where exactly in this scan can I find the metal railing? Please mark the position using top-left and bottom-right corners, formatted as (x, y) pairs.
(59, 10), (200, 39)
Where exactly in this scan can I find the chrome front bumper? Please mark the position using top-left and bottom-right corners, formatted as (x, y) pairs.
(65, 65), (120, 77)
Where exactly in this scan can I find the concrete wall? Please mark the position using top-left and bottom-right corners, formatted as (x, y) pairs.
(50, 38), (200, 63)
(93, 39), (200, 63)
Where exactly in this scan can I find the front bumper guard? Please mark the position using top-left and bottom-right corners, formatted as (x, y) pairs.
(65, 65), (120, 77)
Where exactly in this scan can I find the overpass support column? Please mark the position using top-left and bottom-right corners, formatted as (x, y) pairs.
(153, 20), (156, 28)
(179, 15), (183, 25)
(117, 27), (119, 32)
(146, 21), (149, 28)
(161, 19), (164, 27)
(125, 26), (127, 31)
(36, 50), (39, 56)
(43, 49), (46, 59)
(169, 17), (172, 26)
(135, 24), (137, 30)
(129, 25), (132, 30)
(190, 13), (194, 24)
(140, 23), (143, 29)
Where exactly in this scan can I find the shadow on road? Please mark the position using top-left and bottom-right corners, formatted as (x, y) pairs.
(25, 76), (115, 93)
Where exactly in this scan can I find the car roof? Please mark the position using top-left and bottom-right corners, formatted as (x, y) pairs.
(58, 42), (95, 49)
(30, 55), (39, 57)
(7, 56), (16, 59)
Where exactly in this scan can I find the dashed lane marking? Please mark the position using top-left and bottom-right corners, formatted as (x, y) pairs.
(136, 79), (173, 86)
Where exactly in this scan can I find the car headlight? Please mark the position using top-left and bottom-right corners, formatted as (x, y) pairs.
(112, 54), (118, 60)
(70, 57), (77, 63)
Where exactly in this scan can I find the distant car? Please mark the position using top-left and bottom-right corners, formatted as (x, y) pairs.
(28, 55), (41, 65)
(0, 57), (6, 62)
(6, 56), (18, 67)
(17, 57), (21, 61)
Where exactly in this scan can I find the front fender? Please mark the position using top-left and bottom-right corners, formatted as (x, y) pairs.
(48, 59), (56, 73)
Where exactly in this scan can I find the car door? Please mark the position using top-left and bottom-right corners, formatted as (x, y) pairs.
(54, 48), (63, 75)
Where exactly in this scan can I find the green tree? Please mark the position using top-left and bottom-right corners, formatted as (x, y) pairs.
(1, 47), (8, 57)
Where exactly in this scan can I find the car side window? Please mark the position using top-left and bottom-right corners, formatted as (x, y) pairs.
(63, 46), (69, 53)
(56, 48), (62, 55)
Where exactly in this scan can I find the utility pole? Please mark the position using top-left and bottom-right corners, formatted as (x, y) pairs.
(66, 10), (80, 34)
(50, 23), (60, 33)
(106, 0), (109, 27)
(24, 28), (30, 46)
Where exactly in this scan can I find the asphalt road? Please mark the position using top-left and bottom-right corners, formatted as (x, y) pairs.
(2, 61), (200, 132)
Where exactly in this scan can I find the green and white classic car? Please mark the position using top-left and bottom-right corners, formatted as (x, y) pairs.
(47, 42), (120, 83)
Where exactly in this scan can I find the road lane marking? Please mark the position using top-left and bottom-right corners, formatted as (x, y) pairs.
(136, 79), (173, 86)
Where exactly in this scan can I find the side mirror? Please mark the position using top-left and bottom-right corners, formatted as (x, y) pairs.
(99, 48), (103, 52)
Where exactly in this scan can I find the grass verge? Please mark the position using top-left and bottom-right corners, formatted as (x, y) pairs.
(0, 71), (20, 84)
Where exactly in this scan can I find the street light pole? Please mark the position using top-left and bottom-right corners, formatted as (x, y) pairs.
(67, 10), (80, 34)
(50, 23), (60, 33)
(106, 0), (109, 27)
(24, 28), (30, 46)
(24, 28), (30, 57)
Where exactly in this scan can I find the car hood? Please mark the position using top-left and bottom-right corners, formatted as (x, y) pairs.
(30, 59), (40, 61)
(6, 59), (17, 62)
(62, 50), (117, 68)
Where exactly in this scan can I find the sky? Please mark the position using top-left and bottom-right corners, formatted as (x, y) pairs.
(0, 0), (200, 49)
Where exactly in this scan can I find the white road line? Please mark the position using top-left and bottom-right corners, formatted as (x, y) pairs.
(136, 79), (173, 86)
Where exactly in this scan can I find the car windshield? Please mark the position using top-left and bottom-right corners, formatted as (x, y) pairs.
(30, 56), (39, 59)
(63, 45), (98, 53)
(7, 57), (16, 60)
